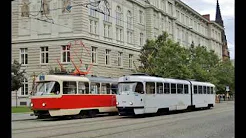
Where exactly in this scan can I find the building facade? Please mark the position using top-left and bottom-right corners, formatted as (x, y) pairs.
(11, 0), (225, 106)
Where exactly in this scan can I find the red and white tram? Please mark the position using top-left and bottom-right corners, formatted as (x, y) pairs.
(30, 74), (118, 119)
(116, 74), (216, 116)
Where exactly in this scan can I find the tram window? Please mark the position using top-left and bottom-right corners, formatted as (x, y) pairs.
(203, 86), (207, 94)
(198, 86), (203, 94)
(184, 85), (188, 94)
(111, 84), (118, 94)
(164, 83), (170, 94)
(106, 84), (111, 94)
(100, 83), (110, 94)
(78, 82), (89, 94)
(177, 84), (183, 94)
(211, 87), (214, 94)
(135, 82), (144, 94)
(194, 85), (198, 94)
(207, 86), (210, 94)
(171, 83), (176, 94)
(91, 83), (100, 94)
(157, 82), (163, 94)
(50, 82), (60, 95)
(146, 82), (155, 94)
(63, 81), (77, 94)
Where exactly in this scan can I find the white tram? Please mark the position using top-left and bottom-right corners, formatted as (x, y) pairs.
(116, 74), (215, 116)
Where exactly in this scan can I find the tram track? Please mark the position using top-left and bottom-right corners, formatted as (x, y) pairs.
(12, 115), (122, 132)
(12, 107), (233, 138)
(37, 107), (233, 138)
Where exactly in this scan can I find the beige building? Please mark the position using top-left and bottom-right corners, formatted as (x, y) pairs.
(11, 0), (224, 106)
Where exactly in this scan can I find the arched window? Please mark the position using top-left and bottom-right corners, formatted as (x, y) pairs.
(127, 10), (133, 29)
(116, 6), (122, 26)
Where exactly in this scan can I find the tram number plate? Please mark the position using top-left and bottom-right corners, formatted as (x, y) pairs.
(122, 101), (126, 103)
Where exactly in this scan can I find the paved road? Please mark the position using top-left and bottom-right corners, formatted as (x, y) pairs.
(12, 112), (36, 121)
(12, 101), (234, 138)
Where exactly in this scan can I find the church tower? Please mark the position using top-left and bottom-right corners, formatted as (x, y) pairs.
(215, 0), (230, 60)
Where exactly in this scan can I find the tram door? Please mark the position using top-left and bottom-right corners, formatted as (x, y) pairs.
(144, 82), (157, 113)
(111, 83), (117, 106)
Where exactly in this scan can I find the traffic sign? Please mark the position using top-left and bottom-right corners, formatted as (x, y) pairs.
(226, 86), (230, 92)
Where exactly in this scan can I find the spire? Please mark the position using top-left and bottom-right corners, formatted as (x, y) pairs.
(215, 0), (224, 27)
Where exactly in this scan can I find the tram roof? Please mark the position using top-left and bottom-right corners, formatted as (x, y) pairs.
(118, 75), (190, 84)
(189, 80), (215, 87)
(36, 75), (90, 82)
(86, 76), (118, 83)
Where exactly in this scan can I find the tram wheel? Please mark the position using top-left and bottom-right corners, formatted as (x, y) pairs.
(88, 110), (97, 118)
(37, 115), (45, 119)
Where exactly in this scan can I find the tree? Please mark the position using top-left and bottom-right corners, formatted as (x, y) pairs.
(189, 46), (220, 83)
(213, 59), (235, 94)
(136, 32), (234, 95)
(137, 32), (192, 79)
(11, 60), (26, 91)
(11, 60), (26, 107)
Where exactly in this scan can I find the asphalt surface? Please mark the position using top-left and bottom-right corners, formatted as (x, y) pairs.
(12, 101), (234, 138)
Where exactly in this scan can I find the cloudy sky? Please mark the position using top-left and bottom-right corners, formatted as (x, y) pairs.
(181, 0), (235, 60)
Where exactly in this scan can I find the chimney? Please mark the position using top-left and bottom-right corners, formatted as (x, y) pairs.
(202, 14), (210, 21)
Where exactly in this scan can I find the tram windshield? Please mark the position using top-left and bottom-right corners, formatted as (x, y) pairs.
(118, 82), (144, 94)
(34, 81), (60, 96)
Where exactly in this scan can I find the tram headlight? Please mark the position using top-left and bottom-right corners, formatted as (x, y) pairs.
(116, 102), (119, 105)
(129, 102), (133, 105)
(30, 103), (33, 107)
(42, 103), (46, 107)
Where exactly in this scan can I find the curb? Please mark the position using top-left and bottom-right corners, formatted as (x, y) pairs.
(12, 112), (33, 114)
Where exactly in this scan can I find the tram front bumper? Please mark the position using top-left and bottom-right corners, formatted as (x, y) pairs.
(117, 106), (144, 116)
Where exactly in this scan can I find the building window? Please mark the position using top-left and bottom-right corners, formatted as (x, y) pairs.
(20, 48), (28, 65)
(117, 52), (122, 66)
(161, 18), (165, 31)
(182, 30), (185, 45)
(186, 16), (189, 26)
(91, 47), (97, 64)
(168, 21), (172, 34)
(127, 11), (133, 29)
(88, 0), (98, 18)
(190, 18), (193, 27)
(105, 49), (110, 65)
(129, 54), (133, 68)
(104, 24), (111, 38)
(198, 23), (200, 33)
(168, 2), (173, 15)
(177, 28), (181, 43)
(41, 0), (50, 15)
(61, 45), (70, 63)
(116, 27), (123, 41)
(140, 33), (144, 46)
(154, 14), (158, 28)
(89, 8), (97, 17)
(176, 10), (180, 21)
(127, 31), (133, 44)
(116, 6), (123, 26)
(161, 0), (166, 11)
(103, 5), (110, 22)
(21, 78), (28, 95)
(139, 10), (144, 24)
(40, 47), (48, 64)
(89, 19), (98, 34)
